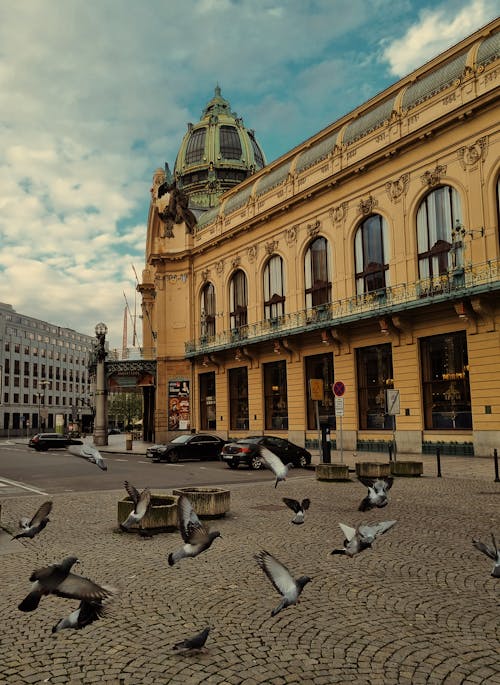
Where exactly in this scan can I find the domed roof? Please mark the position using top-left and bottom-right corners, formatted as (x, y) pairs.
(174, 86), (266, 211)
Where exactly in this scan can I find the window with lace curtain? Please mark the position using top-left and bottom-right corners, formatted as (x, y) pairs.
(229, 270), (248, 330)
(305, 237), (332, 308)
(263, 255), (285, 319)
(355, 214), (390, 295)
(200, 283), (216, 338)
(417, 186), (462, 279)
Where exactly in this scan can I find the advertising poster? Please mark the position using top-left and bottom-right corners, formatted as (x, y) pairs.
(168, 380), (190, 430)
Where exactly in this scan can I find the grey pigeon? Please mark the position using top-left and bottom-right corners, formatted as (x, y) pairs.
(120, 481), (151, 531)
(472, 534), (500, 577)
(12, 501), (53, 540)
(254, 549), (312, 616)
(172, 626), (210, 651)
(168, 495), (221, 566)
(358, 477), (393, 511)
(68, 444), (107, 471)
(282, 497), (310, 525)
(257, 446), (294, 488)
(18, 556), (114, 612)
(331, 520), (397, 557)
(51, 598), (109, 633)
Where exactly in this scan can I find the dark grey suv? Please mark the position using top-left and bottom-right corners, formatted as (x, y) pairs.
(28, 433), (83, 451)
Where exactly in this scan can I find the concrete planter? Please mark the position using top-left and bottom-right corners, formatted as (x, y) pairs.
(390, 461), (423, 477)
(117, 493), (179, 533)
(355, 462), (391, 478)
(172, 487), (230, 518)
(316, 463), (350, 481)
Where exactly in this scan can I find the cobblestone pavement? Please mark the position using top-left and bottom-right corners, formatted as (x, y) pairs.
(0, 460), (499, 685)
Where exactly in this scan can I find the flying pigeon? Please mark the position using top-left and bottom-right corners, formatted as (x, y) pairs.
(52, 598), (109, 633)
(254, 549), (312, 616)
(172, 626), (210, 651)
(357, 477), (393, 511)
(472, 534), (500, 577)
(120, 481), (151, 532)
(18, 556), (114, 612)
(68, 444), (107, 471)
(282, 497), (310, 525)
(257, 446), (294, 488)
(12, 501), (53, 540)
(331, 520), (397, 557)
(168, 495), (221, 566)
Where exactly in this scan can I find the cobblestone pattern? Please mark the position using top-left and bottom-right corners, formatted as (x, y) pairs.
(0, 465), (499, 684)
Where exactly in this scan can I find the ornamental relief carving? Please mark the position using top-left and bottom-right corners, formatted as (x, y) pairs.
(329, 201), (348, 224)
(457, 137), (488, 170)
(200, 269), (210, 283)
(285, 225), (298, 246)
(385, 174), (410, 203)
(307, 219), (321, 238)
(247, 245), (258, 263)
(215, 260), (225, 275)
(265, 239), (279, 255)
(231, 256), (241, 270)
(358, 195), (378, 216)
(421, 164), (447, 187)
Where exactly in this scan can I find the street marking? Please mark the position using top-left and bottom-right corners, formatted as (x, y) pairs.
(113, 458), (128, 462)
(0, 477), (49, 495)
(0, 482), (7, 487)
(138, 460), (149, 464)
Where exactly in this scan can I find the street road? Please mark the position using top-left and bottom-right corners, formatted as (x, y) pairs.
(0, 441), (313, 496)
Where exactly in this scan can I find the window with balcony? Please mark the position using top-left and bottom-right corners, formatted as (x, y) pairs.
(305, 353), (335, 430)
(417, 186), (462, 279)
(199, 372), (216, 430)
(200, 283), (216, 339)
(357, 344), (394, 430)
(264, 360), (288, 430)
(229, 269), (248, 334)
(264, 255), (285, 320)
(305, 237), (332, 308)
(229, 367), (249, 431)
(355, 214), (390, 295)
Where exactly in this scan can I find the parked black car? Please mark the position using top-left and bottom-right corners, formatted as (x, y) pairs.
(220, 436), (312, 470)
(146, 433), (227, 463)
(28, 433), (83, 451)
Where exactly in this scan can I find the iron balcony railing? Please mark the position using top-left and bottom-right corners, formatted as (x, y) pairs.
(185, 259), (500, 357)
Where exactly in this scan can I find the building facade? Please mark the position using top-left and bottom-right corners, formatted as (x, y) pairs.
(140, 20), (500, 456)
(0, 302), (95, 436)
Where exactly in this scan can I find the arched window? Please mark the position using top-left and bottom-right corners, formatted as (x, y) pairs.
(496, 175), (500, 242)
(305, 237), (331, 308)
(355, 214), (390, 295)
(229, 269), (247, 330)
(417, 186), (462, 279)
(200, 283), (216, 338)
(263, 255), (285, 319)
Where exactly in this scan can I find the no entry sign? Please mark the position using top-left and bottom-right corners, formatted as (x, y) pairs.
(333, 381), (346, 397)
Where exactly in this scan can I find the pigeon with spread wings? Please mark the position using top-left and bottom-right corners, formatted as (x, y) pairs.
(331, 520), (397, 557)
(68, 443), (107, 471)
(120, 481), (151, 532)
(357, 476), (393, 511)
(255, 550), (312, 616)
(472, 534), (500, 577)
(168, 495), (221, 566)
(257, 446), (294, 488)
(282, 497), (310, 525)
(12, 501), (53, 540)
(52, 598), (111, 633)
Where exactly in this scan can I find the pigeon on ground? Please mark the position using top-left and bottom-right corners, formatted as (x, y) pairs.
(68, 444), (107, 471)
(51, 598), (109, 633)
(168, 495), (221, 566)
(18, 556), (114, 612)
(331, 520), (397, 557)
(282, 497), (310, 525)
(357, 477), (393, 511)
(255, 549), (312, 616)
(12, 501), (53, 540)
(172, 626), (210, 651)
(472, 534), (500, 577)
(120, 481), (151, 531)
(257, 446), (294, 488)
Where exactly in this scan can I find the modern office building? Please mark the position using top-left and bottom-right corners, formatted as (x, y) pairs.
(0, 302), (95, 436)
(139, 19), (500, 456)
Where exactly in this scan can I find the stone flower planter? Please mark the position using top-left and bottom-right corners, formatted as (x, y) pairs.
(316, 463), (350, 481)
(172, 487), (230, 518)
(355, 462), (391, 479)
(390, 461), (423, 477)
(117, 493), (179, 533)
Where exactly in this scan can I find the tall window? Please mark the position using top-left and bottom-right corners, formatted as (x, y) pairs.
(199, 372), (216, 430)
(263, 361), (288, 430)
(230, 270), (248, 330)
(355, 214), (390, 295)
(200, 283), (216, 338)
(305, 353), (335, 430)
(185, 128), (206, 164)
(305, 237), (332, 308)
(417, 186), (462, 279)
(219, 126), (242, 160)
(420, 331), (471, 430)
(263, 256), (285, 319)
(229, 367), (249, 430)
(357, 344), (394, 430)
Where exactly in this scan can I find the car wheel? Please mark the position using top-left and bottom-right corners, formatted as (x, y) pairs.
(168, 450), (179, 464)
(250, 454), (263, 470)
(227, 458), (239, 469)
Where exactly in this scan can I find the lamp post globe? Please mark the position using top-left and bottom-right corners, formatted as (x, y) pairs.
(95, 322), (108, 337)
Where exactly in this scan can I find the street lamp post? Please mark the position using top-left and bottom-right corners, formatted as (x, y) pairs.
(93, 322), (108, 446)
(37, 380), (51, 431)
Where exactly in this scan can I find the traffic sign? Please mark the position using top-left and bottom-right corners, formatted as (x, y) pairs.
(333, 381), (345, 397)
(334, 397), (344, 416)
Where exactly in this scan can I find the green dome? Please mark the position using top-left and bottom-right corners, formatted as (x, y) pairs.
(174, 86), (266, 211)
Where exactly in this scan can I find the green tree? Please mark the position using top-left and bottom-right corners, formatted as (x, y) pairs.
(108, 392), (143, 428)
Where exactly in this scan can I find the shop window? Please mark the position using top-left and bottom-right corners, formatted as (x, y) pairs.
(305, 353), (335, 430)
(420, 331), (471, 430)
(264, 255), (285, 320)
(305, 237), (332, 308)
(199, 372), (216, 430)
(357, 344), (394, 430)
(417, 186), (462, 279)
(355, 214), (390, 295)
(263, 361), (288, 430)
(229, 367), (249, 430)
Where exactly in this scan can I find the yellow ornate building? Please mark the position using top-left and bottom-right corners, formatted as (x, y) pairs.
(140, 19), (500, 457)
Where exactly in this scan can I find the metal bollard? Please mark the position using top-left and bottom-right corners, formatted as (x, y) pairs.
(494, 448), (500, 483)
(436, 447), (442, 478)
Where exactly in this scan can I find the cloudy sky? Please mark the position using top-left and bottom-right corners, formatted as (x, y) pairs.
(1, 0), (497, 349)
